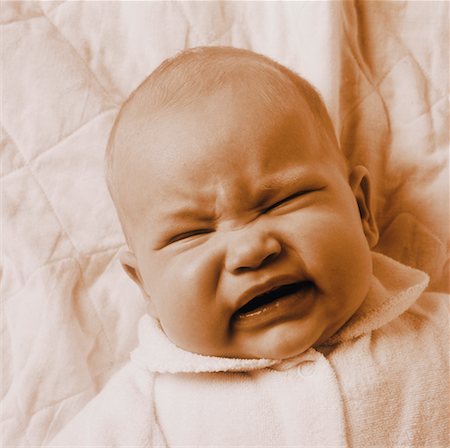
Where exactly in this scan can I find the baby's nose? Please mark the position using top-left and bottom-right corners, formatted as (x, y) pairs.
(225, 228), (282, 274)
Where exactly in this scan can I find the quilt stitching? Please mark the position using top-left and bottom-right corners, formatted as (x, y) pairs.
(0, 158), (29, 181)
(39, 0), (68, 15)
(3, 393), (34, 447)
(3, 134), (81, 257)
(398, 95), (447, 135)
(2, 145), (117, 373)
(1, 257), (73, 303)
(339, 55), (410, 125)
(340, 18), (388, 123)
(174, 1), (235, 46)
(0, 1), (67, 26)
(25, 108), (117, 166)
(387, 26), (446, 98)
(40, 389), (93, 445)
(1, 16), (43, 27)
(19, 363), (115, 446)
(2, 246), (121, 302)
(0, 124), (27, 177)
(5, 109), (123, 378)
(70, 258), (116, 375)
(340, 4), (445, 125)
(341, 10), (378, 90)
(2, 378), (99, 440)
(0, 13), (43, 27)
(38, 4), (118, 106)
(2, 265), (119, 425)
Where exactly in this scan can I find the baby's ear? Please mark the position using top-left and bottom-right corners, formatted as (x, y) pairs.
(348, 166), (379, 248)
(119, 249), (159, 317)
(119, 249), (142, 286)
(119, 249), (149, 297)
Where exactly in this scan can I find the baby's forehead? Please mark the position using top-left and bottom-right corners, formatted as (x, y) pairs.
(113, 81), (312, 173)
(111, 82), (335, 200)
(120, 84), (315, 167)
(118, 93), (332, 201)
(121, 57), (306, 123)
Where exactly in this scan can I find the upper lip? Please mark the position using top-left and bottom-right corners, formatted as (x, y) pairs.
(234, 275), (306, 312)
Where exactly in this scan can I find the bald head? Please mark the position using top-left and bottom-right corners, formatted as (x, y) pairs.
(105, 46), (344, 239)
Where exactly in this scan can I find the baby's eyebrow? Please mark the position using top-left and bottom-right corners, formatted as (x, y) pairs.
(160, 207), (216, 223)
(253, 186), (279, 209)
(150, 209), (216, 249)
(254, 172), (304, 202)
(253, 168), (324, 207)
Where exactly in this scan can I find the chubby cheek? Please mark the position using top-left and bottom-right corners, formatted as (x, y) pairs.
(283, 203), (372, 304)
(141, 246), (229, 352)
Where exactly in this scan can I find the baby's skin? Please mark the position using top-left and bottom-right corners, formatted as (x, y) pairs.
(108, 48), (379, 360)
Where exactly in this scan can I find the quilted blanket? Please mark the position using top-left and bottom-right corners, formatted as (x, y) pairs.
(1, 1), (448, 446)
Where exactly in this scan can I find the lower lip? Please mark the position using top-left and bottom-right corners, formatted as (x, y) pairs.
(232, 286), (316, 331)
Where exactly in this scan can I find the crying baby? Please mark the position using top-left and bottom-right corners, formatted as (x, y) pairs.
(49, 46), (449, 448)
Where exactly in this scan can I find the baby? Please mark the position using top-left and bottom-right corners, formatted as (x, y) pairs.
(49, 47), (448, 447)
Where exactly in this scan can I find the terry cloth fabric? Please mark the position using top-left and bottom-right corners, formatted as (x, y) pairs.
(47, 253), (449, 447)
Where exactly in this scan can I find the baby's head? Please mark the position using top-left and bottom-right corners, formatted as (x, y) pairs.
(106, 47), (378, 360)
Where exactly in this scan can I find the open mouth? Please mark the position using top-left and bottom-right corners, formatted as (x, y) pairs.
(235, 281), (314, 317)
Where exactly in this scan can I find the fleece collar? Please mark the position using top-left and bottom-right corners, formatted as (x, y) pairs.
(130, 252), (429, 374)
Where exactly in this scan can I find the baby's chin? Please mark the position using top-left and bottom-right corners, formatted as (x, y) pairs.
(172, 335), (313, 361)
(228, 322), (328, 360)
(246, 339), (316, 361)
(166, 314), (342, 360)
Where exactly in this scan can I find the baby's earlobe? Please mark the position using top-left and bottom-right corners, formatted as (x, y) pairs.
(119, 249), (155, 306)
(119, 249), (141, 285)
(349, 166), (379, 248)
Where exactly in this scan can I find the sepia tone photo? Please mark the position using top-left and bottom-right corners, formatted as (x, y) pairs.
(2, 1), (449, 446)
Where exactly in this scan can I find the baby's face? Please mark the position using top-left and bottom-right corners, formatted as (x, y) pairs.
(120, 87), (375, 359)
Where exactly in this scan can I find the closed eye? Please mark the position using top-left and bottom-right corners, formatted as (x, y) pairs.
(167, 228), (213, 245)
(263, 188), (321, 213)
